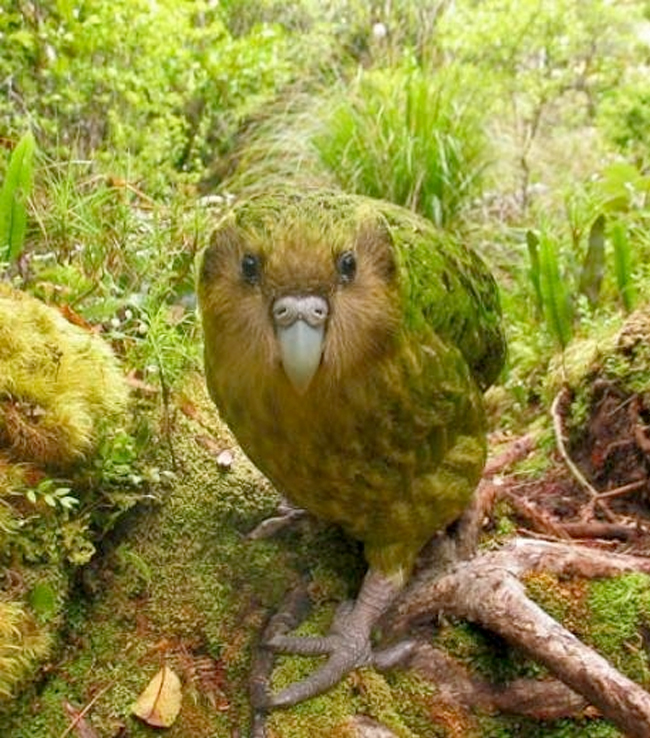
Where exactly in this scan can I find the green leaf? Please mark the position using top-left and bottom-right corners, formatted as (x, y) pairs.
(579, 213), (606, 307)
(538, 230), (573, 350)
(526, 229), (543, 315)
(0, 130), (36, 263)
(611, 220), (636, 312)
(28, 582), (57, 620)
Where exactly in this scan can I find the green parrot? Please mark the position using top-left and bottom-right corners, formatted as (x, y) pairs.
(197, 188), (505, 708)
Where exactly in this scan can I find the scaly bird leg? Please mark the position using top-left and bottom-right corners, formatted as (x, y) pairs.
(260, 568), (415, 709)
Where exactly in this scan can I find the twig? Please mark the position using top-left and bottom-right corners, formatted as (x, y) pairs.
(250, 580), (312, 737)
(559, 521), (641, 541)
(59, 681), (116, 738)
(598, 479), (647, 500)
(452, 435), (536, 560)
(503, 492), (572, 540)
(551, 387), (615, 521)
(482, 434), (534, 477)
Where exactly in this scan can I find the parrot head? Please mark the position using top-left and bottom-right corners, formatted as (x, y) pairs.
(198, 207), (402, 396)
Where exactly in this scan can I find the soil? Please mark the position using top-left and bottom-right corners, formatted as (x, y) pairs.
(504, 383), (650, 556)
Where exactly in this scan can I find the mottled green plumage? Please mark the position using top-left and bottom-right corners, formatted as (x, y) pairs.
(198, 188), (505, 583)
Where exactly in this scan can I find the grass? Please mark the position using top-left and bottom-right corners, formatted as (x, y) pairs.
(312, 64), (489, 227)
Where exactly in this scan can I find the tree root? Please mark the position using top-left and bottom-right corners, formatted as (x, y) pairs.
(391, 538), (650, 737)
(390, 432), (650, 738)
(408, 644), (591, 720)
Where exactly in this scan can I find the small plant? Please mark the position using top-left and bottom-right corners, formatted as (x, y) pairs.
(24, 480), (78, 511)
(526, 227), (573, 349)
(611, 220), (636, 313)
(0, 131), (36, 264)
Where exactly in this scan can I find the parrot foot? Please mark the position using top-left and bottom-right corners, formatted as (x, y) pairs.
(257, 569), (414, 709)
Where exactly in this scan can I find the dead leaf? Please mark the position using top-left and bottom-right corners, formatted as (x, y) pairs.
(58, 305), (96, 332)
(132, 665), (182, 727)
(174, 646), (230, 711)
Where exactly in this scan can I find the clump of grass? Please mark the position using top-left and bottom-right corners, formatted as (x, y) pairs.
(312, 64), (489, 227)
(0, 602), (52, 699)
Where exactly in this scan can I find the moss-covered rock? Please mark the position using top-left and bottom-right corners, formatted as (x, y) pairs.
(0, 285), (134, 702)
(0, 284), (128, 466)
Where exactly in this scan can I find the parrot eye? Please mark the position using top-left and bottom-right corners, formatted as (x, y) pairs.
(336, 250), (357, 283)
(241, 253), (262, 285)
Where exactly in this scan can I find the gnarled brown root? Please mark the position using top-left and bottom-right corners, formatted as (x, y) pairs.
(392, 539), (650, 738)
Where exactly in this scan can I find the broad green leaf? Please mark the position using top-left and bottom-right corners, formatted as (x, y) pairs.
(0, 130), (36, 263)
(611, 220), (636, 313)
(579, 213), (606, 307)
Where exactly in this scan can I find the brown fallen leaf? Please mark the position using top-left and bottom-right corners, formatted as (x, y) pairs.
(132, 665), (182, 728)
(58, 305), (96, 332)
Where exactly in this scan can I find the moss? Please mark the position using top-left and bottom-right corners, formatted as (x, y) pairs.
(0, 286), (139, 704)
(0, 284), (128, 466)
(436, 621), (544, 684)
(523, 572), (592, 635)
(523, 570), (650, 686)
(4, 374), (648, 736)
(585, 573), (650, 685)
(476, 714), (621, 738)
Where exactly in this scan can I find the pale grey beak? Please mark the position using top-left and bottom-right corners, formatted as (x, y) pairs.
(272, 295), (328, 393)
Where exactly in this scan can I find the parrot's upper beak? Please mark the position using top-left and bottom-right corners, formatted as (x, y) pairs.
(272, 295), (328, 393)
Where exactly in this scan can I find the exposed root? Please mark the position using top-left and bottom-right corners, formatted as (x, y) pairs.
(409, 644), (591, 720)
(393, 538), (650, 738)
(552, 387), (616, 521)
(249, 580), (312, 737)
(249, 435), (650, 736)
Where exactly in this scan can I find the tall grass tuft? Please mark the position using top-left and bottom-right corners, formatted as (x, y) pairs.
(312, 65), (488, 227)
(527, 227), (573, 350)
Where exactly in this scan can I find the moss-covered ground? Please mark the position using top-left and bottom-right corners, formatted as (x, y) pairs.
(3, 372), (650, 737)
